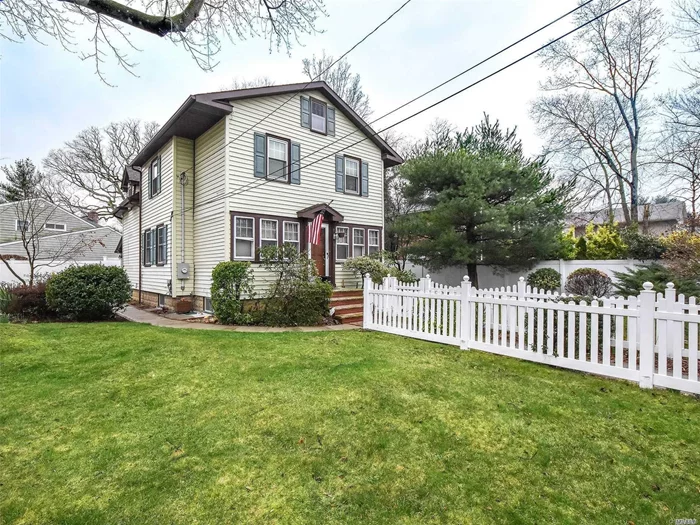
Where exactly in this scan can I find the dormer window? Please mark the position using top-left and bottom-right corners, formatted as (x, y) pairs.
(310, 98), (327, 134)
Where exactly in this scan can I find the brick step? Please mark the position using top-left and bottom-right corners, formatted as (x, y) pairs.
(330, 296), (364, 307)
(332, 289), (363, 298)
(332, 304), (364, 315)
(335, 311), (364, 325)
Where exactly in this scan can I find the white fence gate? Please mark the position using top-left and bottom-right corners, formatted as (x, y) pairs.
(363, 275), (700, 395)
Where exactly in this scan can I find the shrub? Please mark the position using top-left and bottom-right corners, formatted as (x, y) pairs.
(46, 265), (131, 321)
(0, 286), (11, 314)
(259, 244), (333, 326)
(388, 267), (418, 283)
(564, 268), (613, 297)
(5, 282), (54, 320)
(343, 256), (388, 284)
(620, 227), (665, 260)
(662, 230), (700, 279)
(613, 262), (700, 298)
(526, 268), (561, 291)
(552, 228), (577, 260)
(585, 223), (628, 260)
(575, 235), (587, 259)
(210, 261), (254, 324)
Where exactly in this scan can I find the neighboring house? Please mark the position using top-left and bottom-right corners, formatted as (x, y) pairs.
(114, 81), (403, 311)
(566, 201), (687, 237)
(0, 198), (122, 282)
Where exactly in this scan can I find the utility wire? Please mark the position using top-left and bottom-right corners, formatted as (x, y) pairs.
(178, 0), (627, 216)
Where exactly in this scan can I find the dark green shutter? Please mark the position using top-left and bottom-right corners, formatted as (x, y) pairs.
(327, 107), (336, 136)
(361, 161), (369, 196)
(335, 156), (345, 192)
(157, 156), (162, 194)
(148, 165), (153, 198)
(300, 96), (310, 128)
(254, 133), (266, 178)
(291, 143), (301, 185)
(150, 230), (156, 265)
(143, 231), (148, 264)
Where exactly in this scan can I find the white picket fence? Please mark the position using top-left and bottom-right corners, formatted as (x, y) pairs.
(363, 275), (700, 395)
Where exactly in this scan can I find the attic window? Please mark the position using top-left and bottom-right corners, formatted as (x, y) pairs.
(310, 98), (327, 134)
(44, 223), (66, 232)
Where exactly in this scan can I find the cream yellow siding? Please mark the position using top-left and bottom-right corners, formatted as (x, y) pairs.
(140, 139), (174, 296)
(121, 208), (140, 288)
(172, 137), (195, 296)
(193, 118), (227, 298)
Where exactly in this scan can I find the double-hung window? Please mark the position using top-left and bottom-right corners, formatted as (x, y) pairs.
(368, 229), (380, 255)
(156, 224), (167, 265)
(310, 98), (327, 134)
(345, 157), (360, 195)
(336, 226), (349, 261)
(15, 220), (30, 232)
(260, 219), (278, 249)
(353, 228), (365, 258)
(150, 157), (161, 197)
(44, 222), (66, 232)
(143, 229), (155, 266)
(267, 137), (289, 182)
(234, 217), (255, 259)
(283, 221), (300, 252)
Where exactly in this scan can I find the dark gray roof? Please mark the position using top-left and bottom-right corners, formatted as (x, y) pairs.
(566, 202), (687, 227)
(130, 81), (403, 169)
(121, 166), (141, 192)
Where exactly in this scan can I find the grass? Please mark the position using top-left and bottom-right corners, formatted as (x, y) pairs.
(1, 323), (699, 524)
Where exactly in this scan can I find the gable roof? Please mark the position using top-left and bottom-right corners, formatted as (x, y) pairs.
(121, 166), (141, 192)
(0, 198), (99, 230)
(131, 81), (403, 168)
(566, 202), (687, 228)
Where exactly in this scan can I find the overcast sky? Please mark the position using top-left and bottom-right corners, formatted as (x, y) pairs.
(0, 0), (688, 182)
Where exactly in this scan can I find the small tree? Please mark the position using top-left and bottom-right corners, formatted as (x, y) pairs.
(584, 223), (628, 260)
(0, 159), (43, 202)
(662, 230), (700, 279)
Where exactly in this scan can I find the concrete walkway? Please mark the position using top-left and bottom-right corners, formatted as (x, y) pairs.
(118, 305), (361, 332)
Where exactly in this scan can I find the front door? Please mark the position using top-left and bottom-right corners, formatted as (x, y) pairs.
(310, 223), (329, 278)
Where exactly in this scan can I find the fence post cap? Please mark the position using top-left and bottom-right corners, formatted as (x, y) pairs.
(463, 275), (470, 282)
(643, 282), (654, 291)
(426, 274), (431, 279)
(666, 282), (675, 289)
(364, 273), (371, 279)
(519, 276), (525, 282)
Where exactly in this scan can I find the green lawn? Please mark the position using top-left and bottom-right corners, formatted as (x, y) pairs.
(1, 324), (699, 524)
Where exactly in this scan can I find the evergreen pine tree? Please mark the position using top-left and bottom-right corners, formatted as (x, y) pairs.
(0, 159), (42, 202)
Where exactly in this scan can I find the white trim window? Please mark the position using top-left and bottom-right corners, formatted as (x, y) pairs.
(336, 226), (349, 261)
(310, 98), (327, 133)
(353, 228), (365, 258)
(15, 219), (30, 232)
(345, 158), (360, 195)
(44, 222), (66, 232)
(267, 137), (289, 181)
(150, 157), (161, 197)
(260, 219), (278, 249)
(368, 229), (380, 255)
(283, 221), (300, 252)
(156, 224), (168, 265)
(234, 216), (255, 259)
(204, 297), (214, 313)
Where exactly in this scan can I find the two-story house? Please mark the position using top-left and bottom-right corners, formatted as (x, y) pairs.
(115, 82), (403, 312)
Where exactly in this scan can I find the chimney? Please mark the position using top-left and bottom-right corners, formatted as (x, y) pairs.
(86, 211), (100, 224)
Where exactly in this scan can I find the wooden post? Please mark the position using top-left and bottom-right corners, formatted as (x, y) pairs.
(460, 275), (472, 350)
(638, 282), (656, 389)
(363, 273), (372, 329)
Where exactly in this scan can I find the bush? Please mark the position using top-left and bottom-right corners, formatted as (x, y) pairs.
(45, 265), (131, 321)
(259, 244), (332, 326)
(575, 236), (587, 259)
(0, 286), (11, 314)
(662, 230), (700, 279)
(613, 262), (700, 298)
(5, 282), (54, 320)
(526, 268), (561, 291)
(210, 261), (254, 324)
(343, 256), (389, 284)
(564, 268), (613, 297)
(585, 223), (628, 260)
(388, 267), (418, 283)
(553, 228), (577, 260)
(620, 227), (665, 260)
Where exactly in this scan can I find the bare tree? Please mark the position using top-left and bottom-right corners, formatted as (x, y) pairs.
(302, 50), (371, 118)
(226, 75), (276, 90)
(536, 0), (668, 224)
(0, 199), (102, 286)
(656, 120), (700, 231)
(43, 119), (158, 219)
(0, 0), (326, 83)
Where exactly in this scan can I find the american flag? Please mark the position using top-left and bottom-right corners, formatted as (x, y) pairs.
(308, 213), (324, 245)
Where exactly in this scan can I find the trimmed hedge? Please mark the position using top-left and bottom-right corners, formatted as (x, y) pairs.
(210, 261), (254, 325)
(526, 268), (561, 292)
(564, 268), (613, 297)
(46, 265), (131, 321)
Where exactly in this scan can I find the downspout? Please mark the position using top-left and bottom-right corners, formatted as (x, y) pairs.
(179, 171), (188, 291)
(137, 167), (143, 305)
(191, 140), (196, 297)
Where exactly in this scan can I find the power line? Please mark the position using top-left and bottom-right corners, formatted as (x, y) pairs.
(179, 0), (628, 215)
(177, 0), (414, 179)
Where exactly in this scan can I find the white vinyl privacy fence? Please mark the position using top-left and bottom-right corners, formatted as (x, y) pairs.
(363, 275), (700, 395)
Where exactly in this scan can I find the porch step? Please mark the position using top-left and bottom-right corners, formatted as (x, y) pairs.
(332, 304), (364, 315)
(335, 311), (364, 325)
(330, 295), (363, 307)
(331, 289), (363, 298)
